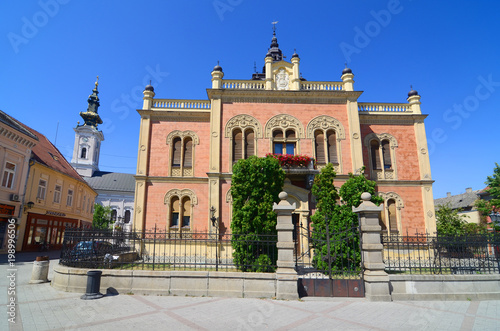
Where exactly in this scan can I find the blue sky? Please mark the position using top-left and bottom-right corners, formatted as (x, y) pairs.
(1, 0), (499, 199)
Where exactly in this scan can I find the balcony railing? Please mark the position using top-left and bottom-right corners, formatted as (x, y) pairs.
(300, 81), (343, 91)
(222, 80), (265, 90)
(152, 99), (211, 110)
(358, 103), (411, 112)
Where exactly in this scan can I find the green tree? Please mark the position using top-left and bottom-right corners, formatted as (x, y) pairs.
(92, 204), (113, 229)
(474, 163), (500, 231)
(230, 156), (285, 272)
(310, 165), (381, 274)
(435, 203), (469, 235)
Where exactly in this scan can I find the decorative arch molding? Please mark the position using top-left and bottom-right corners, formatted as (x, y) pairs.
(224, 114), (263, 138)
(166, 130), (200, 145)
(306, 115), (346, 140)
(264, 114), (305, 138)
(163, 189), (198, 207)
(225, 189), (232, 203)
(378, 192), (404, 209)
(363, 132), (398, 149)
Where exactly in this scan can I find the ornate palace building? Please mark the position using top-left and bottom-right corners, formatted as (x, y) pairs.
(134, 31), (436, 236)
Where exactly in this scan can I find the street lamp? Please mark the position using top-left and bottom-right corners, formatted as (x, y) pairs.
(210, 206), (219, 271)
(490, 211), (500, 226)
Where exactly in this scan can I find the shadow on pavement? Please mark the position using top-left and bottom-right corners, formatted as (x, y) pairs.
(0, 250), (61, 264)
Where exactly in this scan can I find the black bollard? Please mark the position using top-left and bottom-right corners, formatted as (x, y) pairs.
(81, 270), (104, 300)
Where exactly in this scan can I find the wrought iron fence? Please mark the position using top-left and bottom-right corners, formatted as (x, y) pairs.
(294, 221), (363, 280)
(59, 227), (277, 272)
(382, 233), (500, 274)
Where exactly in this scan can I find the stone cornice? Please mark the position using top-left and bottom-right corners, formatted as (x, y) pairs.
(134, 175), (209, 184)
(137, 109), (210, 122)
(359, 113), (428, 125)
(374, 179), (435, 186)
(206, 89), (363, 105)
(0, 126), (38, 149)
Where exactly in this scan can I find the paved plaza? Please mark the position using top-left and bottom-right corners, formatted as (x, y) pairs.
(1, 252), (500, 330)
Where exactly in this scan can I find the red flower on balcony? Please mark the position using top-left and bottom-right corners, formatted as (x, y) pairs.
(266, 153), (315, 168)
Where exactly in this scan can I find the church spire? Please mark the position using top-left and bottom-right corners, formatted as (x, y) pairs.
(79, 76), (103, 128)
(267, 21), (283, 62)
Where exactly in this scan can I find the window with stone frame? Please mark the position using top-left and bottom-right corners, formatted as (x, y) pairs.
(164, 189), (197, 231)
(1, 161), (16, 189)
(167, 131), (199, 177)
(314, 129), (338, 165)
(272, 128), (297, 155)
(379, 192), (404, 235)
(53, 184), (62, 204)
(66, 189), (74, 206)
(232, 128), (255, 164)
(37, 179), (47, 200)
(365, 133), (398, 180)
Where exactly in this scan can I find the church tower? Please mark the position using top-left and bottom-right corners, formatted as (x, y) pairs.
(71, 77), (104, 177)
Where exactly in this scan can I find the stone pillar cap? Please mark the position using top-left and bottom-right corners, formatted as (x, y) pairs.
(353, 192), (382, 213)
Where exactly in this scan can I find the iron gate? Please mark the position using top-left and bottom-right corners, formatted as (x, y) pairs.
(294, 218), (364, 298)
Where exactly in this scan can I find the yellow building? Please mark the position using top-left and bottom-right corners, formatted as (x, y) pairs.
(0, 111), (38, 253)
(17, 125), (97, 252)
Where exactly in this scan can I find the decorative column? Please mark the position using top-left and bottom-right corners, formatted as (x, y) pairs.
(265, 54), (273, 90)
(353, 192), (392, 302)
(273, 192), (298, 300)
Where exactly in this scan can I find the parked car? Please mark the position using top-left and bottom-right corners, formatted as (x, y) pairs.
(70, 240), (113, 261)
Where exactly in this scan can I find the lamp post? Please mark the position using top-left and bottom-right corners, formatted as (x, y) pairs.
(210, 206), (219, 271)
(490, 211), (500, 229)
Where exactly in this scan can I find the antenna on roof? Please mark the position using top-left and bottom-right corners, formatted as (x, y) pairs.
(253, 61), (257, 73)
(54, 121), (59, 146)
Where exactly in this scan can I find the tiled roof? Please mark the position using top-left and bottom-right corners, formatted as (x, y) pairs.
(84, 171), (135, 193)
(0, 110), (38, 141)
(19, 124), (88, 185)
(434, 190), (481, 210)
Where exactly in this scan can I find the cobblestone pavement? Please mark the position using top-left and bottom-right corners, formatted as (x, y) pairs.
(1, 252), (500, 330)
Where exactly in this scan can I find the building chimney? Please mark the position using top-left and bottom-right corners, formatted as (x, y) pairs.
(466, 187), (472, 193)
(446, 192), (451, 197)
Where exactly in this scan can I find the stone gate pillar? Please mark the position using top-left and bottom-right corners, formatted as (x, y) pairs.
(353, 192), (392, 302)
(273, 191), (299, 300)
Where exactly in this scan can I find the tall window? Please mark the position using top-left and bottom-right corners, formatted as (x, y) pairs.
(387, 199), (398, 233)
(381, 140), (392, 169)
(170, 197), (180, 227)
(111, 209), (117, 222)
(314, 130), (338, 165)
(370, 140), (381, 170)
(167, 131), (198, 177)
(166, 189), (196, 229)
(81, 147), (87, 159)
(124, 210), (131, 224)
(232, 128), (255, 163)
(272, 129), (296, 155)
(53, 185), (62, 204)
(1, 162), (16, 189)
(37, 179), (47, 199)
(66, 189), (74, 206)
(182, 197), (191, 227)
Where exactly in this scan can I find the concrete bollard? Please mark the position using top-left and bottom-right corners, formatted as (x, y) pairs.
(29, 256), (49, 284)
(81, 270), (104, 300)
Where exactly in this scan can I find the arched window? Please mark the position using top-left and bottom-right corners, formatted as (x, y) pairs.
(370, 140), (381, 170)
(172, 137), (182, 167)
(182, 196), (191, 227)
(314, 129), (338, 166)
(167, 131), (199, 177)
(381, 139), (392, 169)
(244, 129), (255, 158)
(111, 209), (117, 222)
(272, 128), (296, 155)
(171, 197), (180, 227)
(387, 199), (398, 233)
(81, 148), (87, 159)
(232, 129), (243, 163)
(183, 138), (193, 167)
(124, 210), (131, 224)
